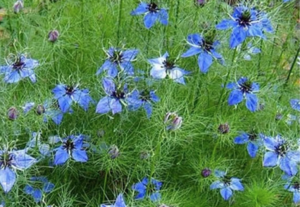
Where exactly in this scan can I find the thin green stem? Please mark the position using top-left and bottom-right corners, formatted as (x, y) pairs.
(102, 169), (109, 202)
(267, 25), (278, 69)
(257, 38), (263, 77)
(284, 46), (300, 86)
(116, 0), (123, 44)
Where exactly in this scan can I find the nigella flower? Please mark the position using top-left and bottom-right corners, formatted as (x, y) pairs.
(227, 77), (259, 112)
(127, 89), (159, 118)
(149, 52), (190, 84)
(132, 177), (162, 201)
(290, 99), (300, 111)
(96, 78), (128, 114)
(0, 149), (36, 192)
(234, 132), (262, 158)
(284, 175), (300, 203)
(24, 176), (55, 203)
(216, 6), (272, 48)
(54, 135), (88, 165)
(96, 48), (138, 78)
(164, 112), (183, 130)
(131, 2), (168, 29)
(210, 170), (244, 200)
(0, 54), (38, 83)
(52, 84), (93, 113)
(13, 0), (23, 13)
(100, 194), (126, 207)
(181, 34), (224, 73)
(262, 134), (300, 176)
(26, 132), (50, 158)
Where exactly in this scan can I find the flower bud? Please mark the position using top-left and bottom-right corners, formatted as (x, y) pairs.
(164, 112), (183, 131)
(8, 107), (18, 120)
(48, 30), (59, 42)
(13, 0), (23, 13)
(140, 151), (150, 160)
(36, 105), (45, 115)
(218, 123), (230, 134)
(201, 168), (211, 178)
(108, 145), (119, 159)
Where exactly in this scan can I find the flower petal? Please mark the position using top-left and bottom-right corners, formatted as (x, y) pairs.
(263, 151), (278, 167)
(0, 168), (16, 193)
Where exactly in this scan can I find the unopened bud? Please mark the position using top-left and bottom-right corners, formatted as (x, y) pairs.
(164, 112), (183, 131)
(8, 107), (18, 120)
(13, 0), (23, 13)
(48, 30), (59, 42)
(218, 123), (230, 134)
(201, 168), (211, 178)
(36, 105), (45, 115)
(108, 145), (119, 159)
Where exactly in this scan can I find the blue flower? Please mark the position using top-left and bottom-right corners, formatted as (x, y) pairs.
(290, 99), (300, 111)
(210, 170), (244, 200)
(234, 132), (262, 158)
(0, 54), (38, 83)
(216, 6), (272, 48)
(127, 89), (159, 118)
(22, 102), (35, 113)
(54, 135), (88, 165)
(131, 2), (168, 29)
(262, 134), (300, 176)
(26, 132), (50, 158)
(24, 176), (55, 203)
(52, 84), (93, 113)
(36, 100), (67, 125)
(181, 34), (224, 73)
(132, 177), (162, 201)
(227, 77), (259, 112)
(284, 176), (300, 204)
(96, 48), (138, 78)
(100, 194), (126, 207)
(96, 78), (128, 114)
(0, 149), (36, 192)
(149, 52), (190, 84)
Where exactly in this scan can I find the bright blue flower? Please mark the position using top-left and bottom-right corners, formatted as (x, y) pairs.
(283, 176), (300, 203)
(290, 99), (300, 111)
(132, 177), (162, 201)
(149, 52), (190, 84)
(0, 149), (36, 192)
(227, 77), (259, 112)
(283, 0), (292, 2)
(181, 34), (224, 73)
(262, 134), (300, 176)
(52, 84), (93, 113)
(96, 48), (138, 78)
(216, 6), (273, 48)
(234, 132), (262, 158)
(100, 194), (126, 207)
(24, 176), (55, 203)
(131, 2), (168, 29)
(127, 89), (159, 118)
(96, 78), (128, 114)
(210, 170), (244, 201)
(0, 54), (38, 83)
(54, 135), (88, 165)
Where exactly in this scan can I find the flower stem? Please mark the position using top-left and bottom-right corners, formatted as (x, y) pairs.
(284, 46), (300, 86)
(267, 25), (279, 70)
(116, 0), (123, 44)
(257, 38), (263, 77)
(102, 169), (109, 202)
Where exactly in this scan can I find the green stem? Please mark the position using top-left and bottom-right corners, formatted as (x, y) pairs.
(284, 46), (300, 86)
(190, 73), (202, 113)
(267, 25), (278, 69)
(116, 0), (123, 44)
(257, 38), (263, 77)
(102, 169), (109, 202)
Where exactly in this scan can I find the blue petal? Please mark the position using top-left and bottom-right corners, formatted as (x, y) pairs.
(234, 133), (249, 144)
(115, 194), (126, 207)
(72, 149), (88, 162)
(181, 47), (202, 58)
(58, 96), (72, 113)
(226, 82), (237, 90)
(120, 62), (134, 75)
(150, 192), (161, 201)
(230, 26), (247, 48)
(290, 99), (300, 111)
(13, 151), (36, 169)
(230, 178), (244, 191)
(228, 90), (244, 105)
(245, 93), (258, 112)
(32, 189), (42, 203)
(216, 19), (235, 30)
(158, 9), (168, 25)
(52, 84), (67, 99)
(293, 192), (300, 203)
(24, 184), (34, 194)
(198, 52), (213, 73)
(131, 2), (148, 15)
(54, 148), (69, 165)
(144, 12), (158, 29)
(187, 33), (203, 45)
(110, 99), (122, 114)
(144, 102), (152, 118)
(122, 49), (139, 61)
(96, 97), (111, 114)
(43, 182), (55, 193)
(4, 70), (21, 83)
(279, 157), (298, 176)
(102, 78), (115, 95)
(263, 151), (278, 167)
(247, 25), (265, 39)
(210, 180), (224, 189)
(247, 142), (259, 158)
(0, 168), (16, 193)
(214, 170), (226, 178)
(220, 187), (233, 200)
(150, 91), (159, 102)
(262, 136), (277, 150)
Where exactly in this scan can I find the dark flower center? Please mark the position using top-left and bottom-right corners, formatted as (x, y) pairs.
(237, 11), (251, 27)
(248, 133), (257, 141)
(202, 39), (214, 51)
(222, 176), (231, 185)
(112, 90), (125, 99)
(63, 139), (75, 151)
(65, 86), (75, 95)
(239, 80), (252, 93)
(293, 182), (300, 190)
(275, 144), (287, 157)
(110, 51), (123, 64)
(139, 90), (150, 101)
(12, 58), (25, 70)
(0, 152), (14, 168)
(147, 3), (159, 13)
(163, 59), (175, 70)
(146, 183), (157, 193)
